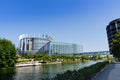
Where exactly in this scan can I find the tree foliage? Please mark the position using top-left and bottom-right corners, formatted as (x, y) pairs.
(0, 38), (17, 68)
(24, 53), (50, 61)
(111, 32), (120, 60)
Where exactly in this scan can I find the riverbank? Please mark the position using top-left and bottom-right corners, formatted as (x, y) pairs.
(62, 60), (90, 64)
(16, 60), (91, 67)
(12, 61), (103, 80)
(48, 61), (109, 80)
(16, 62), (41, 67)
(46, 61), (62, 64)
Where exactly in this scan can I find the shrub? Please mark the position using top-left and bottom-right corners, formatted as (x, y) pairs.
(0, 38), (17, 68)
(48, 61), (109, 80)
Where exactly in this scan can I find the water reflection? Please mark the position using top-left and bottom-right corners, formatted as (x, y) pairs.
(0, 61), (101, 80)
(0, 68), (15, 80)
(13, 61), (100, 80)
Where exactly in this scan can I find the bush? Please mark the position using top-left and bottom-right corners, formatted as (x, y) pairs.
(48, 61), (109, 80)
(0, 67), (16, 80)
(0, 38), (17, 68)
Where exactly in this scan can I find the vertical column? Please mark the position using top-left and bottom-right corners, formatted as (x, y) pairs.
(19, 39), (22, 51)
(21, 39), (24, 51)
(29, 39), (33, 50)
(20, 39), (24, 54)
(115, 21), (118, 32)
(24, 38), (27, 52)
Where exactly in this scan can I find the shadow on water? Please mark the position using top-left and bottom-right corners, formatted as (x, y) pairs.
(0, 68), (16, 80)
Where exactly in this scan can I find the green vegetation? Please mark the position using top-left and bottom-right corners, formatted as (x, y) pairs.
(46, 61), (109, 80)
(0, 67), (16, 80)
(23, 53), (50, 62)
(19, 53), (109, 64)
(111, 32), (120, 61)
(0, 38), (17, 68)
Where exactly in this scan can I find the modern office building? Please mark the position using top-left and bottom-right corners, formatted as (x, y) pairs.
(19, 34), (53, 54)
(106, 18), (120, 52)
(19, 34), (83, 56)
(39, 42), (83, 56)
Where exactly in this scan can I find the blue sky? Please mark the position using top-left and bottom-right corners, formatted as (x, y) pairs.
(0, 0), (120, 52)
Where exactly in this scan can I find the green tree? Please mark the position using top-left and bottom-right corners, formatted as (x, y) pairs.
(39, 53), (50, 62)
(0, 38), (17, 68)
(24, 54), (34, 59)
(51, 54), (58, 61)
(111, 32), (120, 61)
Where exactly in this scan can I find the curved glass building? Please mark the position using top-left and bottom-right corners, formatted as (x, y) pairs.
(19, 34), (83, 56)
(19, 34), (53, 55)
(106, 18), (120, 51)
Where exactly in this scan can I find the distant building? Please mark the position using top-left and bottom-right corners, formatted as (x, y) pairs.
(106, 18), (120, 52)
(74, 51), (110, 56)
(39, 42), (83, 56)
(19, 34), (83, 56)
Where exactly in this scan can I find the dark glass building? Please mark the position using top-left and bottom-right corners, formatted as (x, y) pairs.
(106, 18), (120, 52)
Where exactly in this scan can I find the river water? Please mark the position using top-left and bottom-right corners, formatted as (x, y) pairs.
(1, 61), (101, 80)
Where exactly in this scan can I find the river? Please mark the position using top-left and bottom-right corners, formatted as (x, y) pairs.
(1, 61), (101, 80)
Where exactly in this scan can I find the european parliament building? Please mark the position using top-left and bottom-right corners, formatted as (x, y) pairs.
(19, 34), (83, 56)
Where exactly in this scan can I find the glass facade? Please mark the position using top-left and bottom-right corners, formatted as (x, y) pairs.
(19, 35), (52, 54)
(19, 34), (83, 56)
(106, 18), (120, 52)
(19, 34), (108, 56)
(40, 42), (83, 56)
